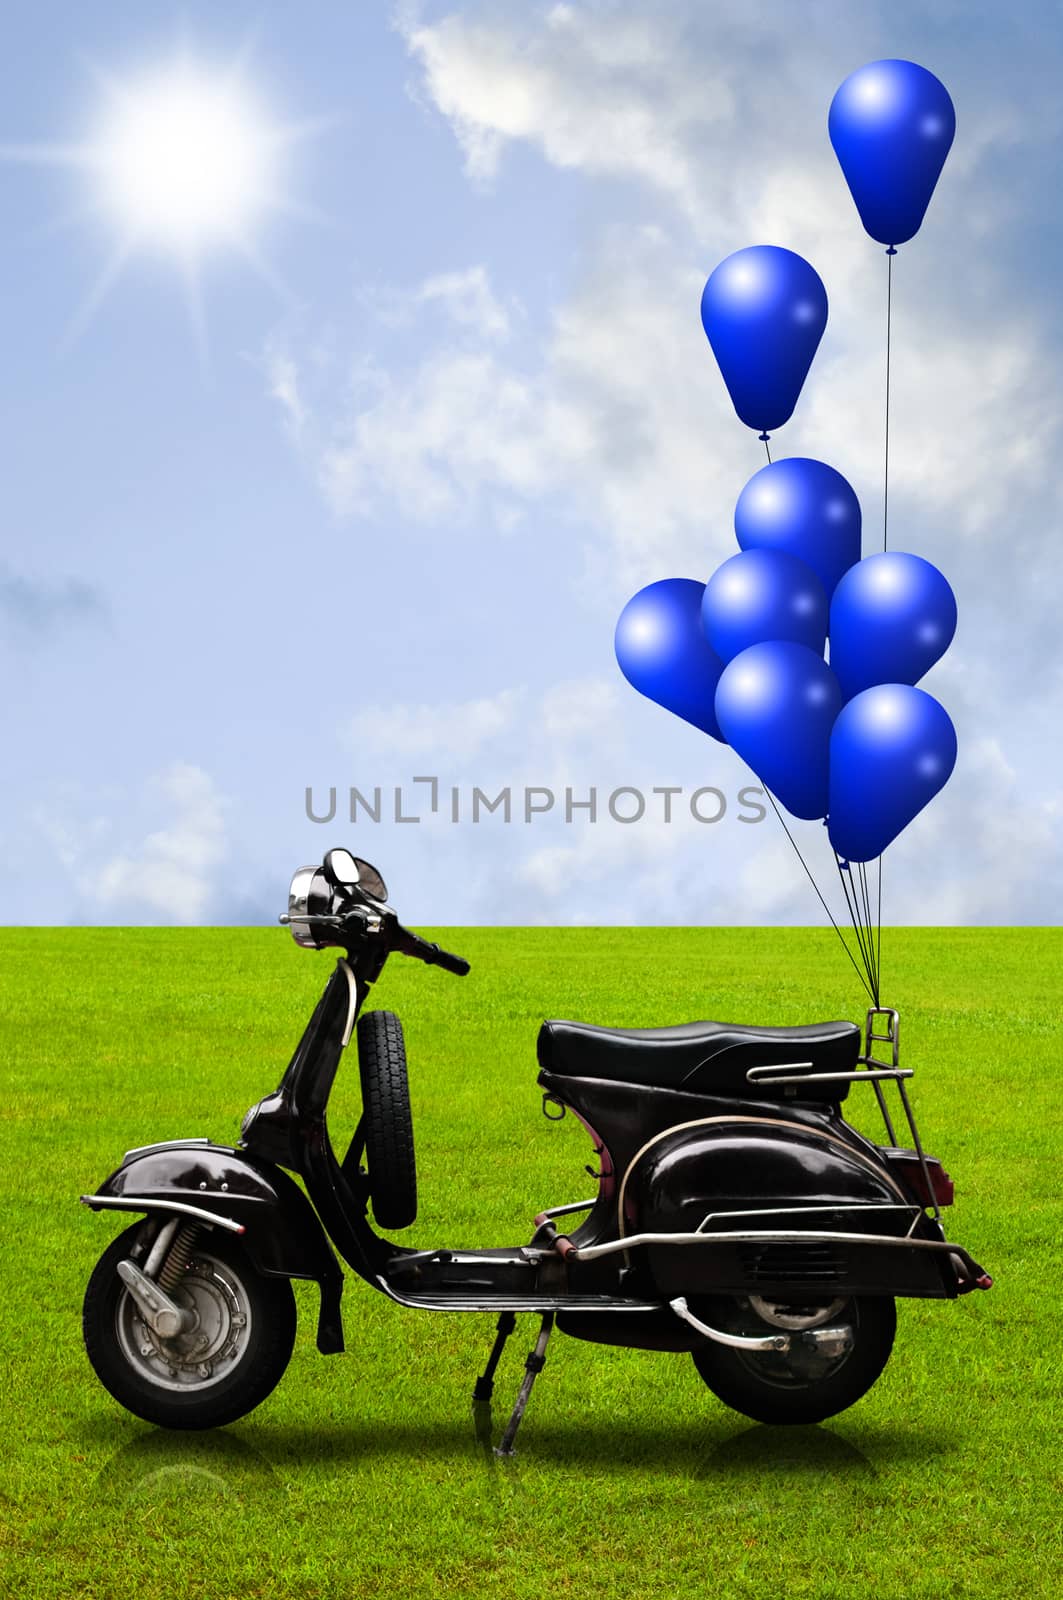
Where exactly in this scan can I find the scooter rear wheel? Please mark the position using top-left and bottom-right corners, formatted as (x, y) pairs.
(691, 1294), (896, 1425)
(83, 1221), (296, 1429)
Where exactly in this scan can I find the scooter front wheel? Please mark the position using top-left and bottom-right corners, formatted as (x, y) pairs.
(83, 1222), (297, 1429)
(690, 1294), (896, 1426)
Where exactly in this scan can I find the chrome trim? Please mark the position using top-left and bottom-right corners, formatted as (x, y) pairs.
(670, 1296), (790, 1352)
(748, 1293), (847, 1330)
(745, 1060), (813, 1075)
(538, 1199), (598, 1221)
(287, 864), (326, 949)
(375, 1276), (663, 1314)
(696, 1203), (920, 1231)
(616, 1112), (911, 1242)
(746, 1066), (913, 1084)
(79, 1195), (246, 1234)
(338, 960), (358, 1049)
(116, 1259), (196, 1338)
(570, 1226), (969, 1263)
(123, 1137), (210, 1163)
(862, 1006), (941, 1223)
(143, 1217), (180, 1278)
(895, 1072), (939, 1221)
(805, 1325), (855, 1359)
(863, 1007), (901, 1146)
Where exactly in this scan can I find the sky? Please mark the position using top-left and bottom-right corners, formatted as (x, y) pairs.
(3, 0), (1061, 936)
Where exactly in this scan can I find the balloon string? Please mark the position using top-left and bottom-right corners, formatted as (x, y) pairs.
(763, 437), (772, 465)
(884, 249), (893, 553)
(838, 857), (870, 992)
(875, 247), (894, 997)
(762, 789), (876, 1002)
(851, 860), (872, 997)
(857, 860), (872, 994)
(834, 853), (878, 1002)
(876, 856), (882, 999)
(858, 860), (880, 1003)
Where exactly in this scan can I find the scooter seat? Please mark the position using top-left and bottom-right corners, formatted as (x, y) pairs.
(536, 1017), (860, 1099)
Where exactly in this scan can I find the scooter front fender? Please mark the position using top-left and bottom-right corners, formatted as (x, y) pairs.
(81, 1139), (345, 1353)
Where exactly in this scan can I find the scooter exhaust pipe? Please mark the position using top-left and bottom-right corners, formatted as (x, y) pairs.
(670, 1296), (854, 1358)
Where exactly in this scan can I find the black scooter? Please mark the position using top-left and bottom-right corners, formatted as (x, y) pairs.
(82, 849), (991, 1450)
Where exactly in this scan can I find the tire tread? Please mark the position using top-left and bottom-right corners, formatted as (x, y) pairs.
(356, 1010), (417, 1230)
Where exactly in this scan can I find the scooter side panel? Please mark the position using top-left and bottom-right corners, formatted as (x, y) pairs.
(631, 1120), (904, 1223)
(628, 1122), (953, 1300)
(539, 1070), (848, 1212)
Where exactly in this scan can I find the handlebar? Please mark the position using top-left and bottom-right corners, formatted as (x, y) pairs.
(392, 922), (470, 977)
(280, 899), (470, 976)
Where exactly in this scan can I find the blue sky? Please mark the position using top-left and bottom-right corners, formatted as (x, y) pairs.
(3, 1), (1061, 930)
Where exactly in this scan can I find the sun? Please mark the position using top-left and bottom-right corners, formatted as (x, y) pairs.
(94, 64), (275, 252)
(2, 46), (328, 352)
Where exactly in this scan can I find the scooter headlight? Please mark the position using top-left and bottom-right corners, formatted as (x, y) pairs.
(285, 865), (337, 949)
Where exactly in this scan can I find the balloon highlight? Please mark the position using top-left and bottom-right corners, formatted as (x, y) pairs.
(702, 548), (828, 663)
(715, 641), (841, 821)
(615, 579), (727, 742)
(830, 551), (957, 701)
(829, 59), (955, 249)
(828, 684), (957, 861)
(700, 246), (827, 434)
(735, 457), (862, 600)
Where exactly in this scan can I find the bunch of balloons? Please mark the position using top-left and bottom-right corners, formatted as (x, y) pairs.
(615, 472), (957, 861)
(615, 59), (958, 881)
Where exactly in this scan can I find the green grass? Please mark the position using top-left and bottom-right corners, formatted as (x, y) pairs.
(1, 925), (1060, 1599)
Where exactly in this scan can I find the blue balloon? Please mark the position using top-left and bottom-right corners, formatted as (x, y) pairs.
(829, 60), (955, 249)
(829, 684), (956, 862)
(735, 457), (861, 599)
(715, 641), (841, 820)
(615, 579), (726, 742)
(700, 246), (828, 434)
(829, 551), (957, 701)
(702, 549), (828, 663)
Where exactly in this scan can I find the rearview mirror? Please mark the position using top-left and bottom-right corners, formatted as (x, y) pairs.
(323, 849), (388, 903)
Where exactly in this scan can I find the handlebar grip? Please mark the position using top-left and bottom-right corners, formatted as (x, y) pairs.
(392, 921), (470, 976)
(422, 941), (470, 977)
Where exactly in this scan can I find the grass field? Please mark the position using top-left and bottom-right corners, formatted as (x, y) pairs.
(1, 924), (1061, 1599)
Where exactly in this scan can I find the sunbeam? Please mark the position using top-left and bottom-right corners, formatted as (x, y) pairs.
(2, 44), (328, 349)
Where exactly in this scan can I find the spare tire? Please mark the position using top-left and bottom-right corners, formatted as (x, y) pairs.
(356, 1010), (417, 1230)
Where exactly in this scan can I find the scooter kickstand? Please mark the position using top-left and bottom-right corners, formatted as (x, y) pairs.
(495, 1312), (554, 1458)
(473, 1311), (518, 1403)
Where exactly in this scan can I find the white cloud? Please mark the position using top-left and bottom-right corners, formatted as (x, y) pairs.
(263, 5), (1061, 926)
(264, 344), (306, 436)
(350, 687), (522, 760)
(328, 650), (1063, 930)
(274, 229), (1054, 590)
(404, 2), (736, 217)
(540, 676), (620, 739)
(354, 263), (514, 341)
(392, 1), (1058, 548)
(314, 345), (589, 523)
(86, 763), (227, 924)
(416, 265), (512, 339)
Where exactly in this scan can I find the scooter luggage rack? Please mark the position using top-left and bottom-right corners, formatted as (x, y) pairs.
(745, 1007), (942, 1223)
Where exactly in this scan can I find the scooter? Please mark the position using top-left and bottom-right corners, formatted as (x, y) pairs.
(81, 849), (992, 1450)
